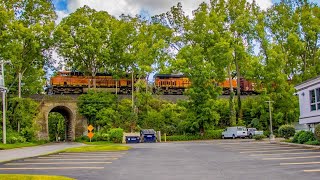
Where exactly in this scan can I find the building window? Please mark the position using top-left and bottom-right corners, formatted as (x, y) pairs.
(310, 88), (320, 111)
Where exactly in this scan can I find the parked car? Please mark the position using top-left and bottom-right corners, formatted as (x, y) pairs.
(247, 128), (264, 139)
(222, 126), (247, 139)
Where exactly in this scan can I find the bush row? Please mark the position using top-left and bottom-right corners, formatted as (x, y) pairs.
(292, 130), (316, 144)
(75, 128), (123, 143)
(161, 130), (224, 142)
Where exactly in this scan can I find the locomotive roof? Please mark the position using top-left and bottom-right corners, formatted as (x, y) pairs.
(153, 74), (185, 78)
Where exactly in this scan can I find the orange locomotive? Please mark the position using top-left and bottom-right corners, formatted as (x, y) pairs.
(153, 74), (258, 95)
(47, 71), (136, 94)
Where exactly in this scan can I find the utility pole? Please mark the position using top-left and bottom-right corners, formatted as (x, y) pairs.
(265, 100), (275, 143)
(0, 60), (10, 144)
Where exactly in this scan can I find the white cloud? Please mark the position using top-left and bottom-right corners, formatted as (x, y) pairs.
(56, 10), (69, 24)
(66, 0), (272, 18)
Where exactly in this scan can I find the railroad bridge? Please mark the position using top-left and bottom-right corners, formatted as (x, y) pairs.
(31, 94), (188, 141)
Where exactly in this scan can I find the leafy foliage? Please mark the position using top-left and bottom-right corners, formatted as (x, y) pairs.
(278, 125), (295, 139)
(253, 134), (266, 141)
(292, 131), (306, 143)
(314, 124), (320, 141)
(109, 128), (124, 143)
(48, 112), (65, 142)
(298, 131), (315, 144)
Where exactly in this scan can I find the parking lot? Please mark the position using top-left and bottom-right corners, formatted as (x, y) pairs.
(1, 141), (320, 180)
(216, 141), (320, 174)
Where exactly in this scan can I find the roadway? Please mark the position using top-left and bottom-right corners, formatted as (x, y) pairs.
(1, 140), (319, 180)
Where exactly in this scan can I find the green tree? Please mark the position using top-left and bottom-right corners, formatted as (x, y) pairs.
(54, 6), (115, 88)
(1, 0), (56, 97)
(77, 91), (117, 126)
(48, 112), (65, 142)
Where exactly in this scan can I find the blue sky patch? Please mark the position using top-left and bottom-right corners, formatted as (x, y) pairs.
(53, 0), (67, 11)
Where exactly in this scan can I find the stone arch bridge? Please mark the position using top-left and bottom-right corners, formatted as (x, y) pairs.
(31, 94), (188, 141)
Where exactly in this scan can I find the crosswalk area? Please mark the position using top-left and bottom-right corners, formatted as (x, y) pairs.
(217, 141), (320, 173)
(0, 151), (127, 171)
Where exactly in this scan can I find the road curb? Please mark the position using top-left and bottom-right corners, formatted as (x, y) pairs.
(277, 142), (320, 149)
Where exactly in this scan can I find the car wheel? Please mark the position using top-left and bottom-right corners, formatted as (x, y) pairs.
(249, 134), (253, 139)
(232, 134), (235, 139)
(222, 135), (225, 139)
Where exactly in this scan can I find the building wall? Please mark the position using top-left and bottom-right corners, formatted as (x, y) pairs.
(298, 82), (320, 124)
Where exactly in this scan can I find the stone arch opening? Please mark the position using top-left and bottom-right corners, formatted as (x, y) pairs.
(48, 106), (74, 141)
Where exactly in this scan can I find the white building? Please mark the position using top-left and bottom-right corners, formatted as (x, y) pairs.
(295, 75), (320, 131)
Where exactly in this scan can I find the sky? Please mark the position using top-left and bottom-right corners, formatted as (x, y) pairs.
(53, 0), (320, 23)
(51, 0), (319, 74)
(53, 0), (275, 23)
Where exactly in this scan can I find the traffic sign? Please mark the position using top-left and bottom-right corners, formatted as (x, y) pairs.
(88, 132), (94, 139)
(88, 125), (94, 132)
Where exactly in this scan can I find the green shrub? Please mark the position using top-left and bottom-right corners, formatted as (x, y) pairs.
(305, 140), (320, 145)
(161, 131), (224, 142)
(314, 124), (320, 141)
(109, 128), (123, 143)
(278, 125), (295, 139)
(253, 134), (266, 140)
(95, 132), (109, 141)
(292, 131), (305, 143)
(298, 131), (315, 144)
(205, 130), (224, 139)
(75, 135), (89, 142)
(7, 135), (26, 144)
(20, 127), (36, 142)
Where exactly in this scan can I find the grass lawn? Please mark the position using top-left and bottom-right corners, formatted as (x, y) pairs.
(0, 142), (45, 150)
(82, 141), (114, 145)
(60, 142), (131, 152)
(0, 174), (74, 180)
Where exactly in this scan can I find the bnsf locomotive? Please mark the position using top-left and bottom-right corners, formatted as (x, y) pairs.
(153, 74), (258, 95)
(47, 71), (137, 94)
(47, 71), (258, 95)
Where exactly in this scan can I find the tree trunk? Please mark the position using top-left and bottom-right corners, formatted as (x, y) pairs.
(115, 79), (118, 95)
(228, 65), (236, 126)
(199, 122), (204, 136)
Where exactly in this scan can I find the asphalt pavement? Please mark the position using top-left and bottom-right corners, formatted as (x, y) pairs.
(1, 140), (320, 180)
(0, 142), (85, 162)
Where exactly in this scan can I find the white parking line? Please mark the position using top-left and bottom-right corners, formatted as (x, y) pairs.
(48, 155), (122, 158)
(304, 169), (320, 172)
(240, 148), (315, 153)
(58, 152), (127, 155)
(230, 147), (299, 151)
(24, 158), (118, 161)
(280, 161), (320, 165)
(5, 162), (112, 165)
(0, 167), (105, 170)
(249, 151), (320, 156)
(263, 155), (320, 160)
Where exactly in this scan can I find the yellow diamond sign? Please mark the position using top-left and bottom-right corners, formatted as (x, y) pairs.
(88, 125), (94, 132)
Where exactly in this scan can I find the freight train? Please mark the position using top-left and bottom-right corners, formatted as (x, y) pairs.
(46, 71), (259, 95)
(153, 74), (258, 95)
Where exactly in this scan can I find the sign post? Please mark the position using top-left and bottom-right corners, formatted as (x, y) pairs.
(87, 125), (94, 142)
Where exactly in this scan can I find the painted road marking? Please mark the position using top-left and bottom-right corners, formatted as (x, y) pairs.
(304, 169), (320, 172)
(217, 142), (270, 145)
(0, 167), (105, 170)
(229, 147), (299, 151)
(6, 162), (112, 165)
(36, 157), (119, 160)
(240, 148), (315, 153)
(48, 155), (122, 158)
(263, 155), (320, 160)
(59, 152), (127, 155)
(280, 162), (320, 165)
(24, 158), (118, 161)
(250, 151), (320, 156)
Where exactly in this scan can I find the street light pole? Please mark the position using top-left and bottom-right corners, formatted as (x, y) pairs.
(265, 100), (275, 143)
(0, 60), (10, 144)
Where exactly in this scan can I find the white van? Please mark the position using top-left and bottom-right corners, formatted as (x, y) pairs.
(222, 126), (247, 139)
